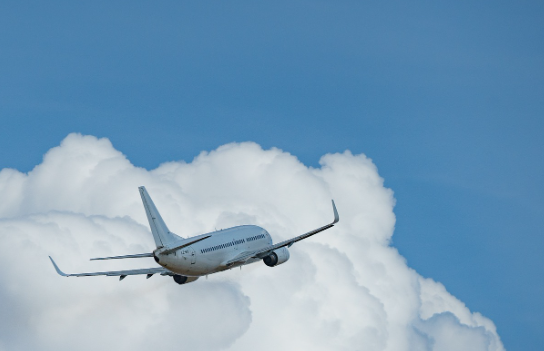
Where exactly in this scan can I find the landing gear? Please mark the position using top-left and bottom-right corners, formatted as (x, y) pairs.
(173, 275), (188, 285)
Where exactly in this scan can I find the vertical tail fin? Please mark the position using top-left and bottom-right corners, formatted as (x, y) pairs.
(138, 186), (182, 248)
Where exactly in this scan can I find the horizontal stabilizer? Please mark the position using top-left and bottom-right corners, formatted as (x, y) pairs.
(90, 253), (154, 261)
(158, 235), (212, 255)
(49, 256), (172, 277)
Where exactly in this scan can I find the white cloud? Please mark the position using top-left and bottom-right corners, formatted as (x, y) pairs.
(0, 134), (504, 351)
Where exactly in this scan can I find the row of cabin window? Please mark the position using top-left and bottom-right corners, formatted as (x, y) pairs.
(201, 238), (246, 253)
(200, 234), (266, 254)
(247, 234), (265, 242)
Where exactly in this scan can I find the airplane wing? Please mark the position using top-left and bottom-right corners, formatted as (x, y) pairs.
(223, 200), (339, 266)
(49, 256), (173, 280)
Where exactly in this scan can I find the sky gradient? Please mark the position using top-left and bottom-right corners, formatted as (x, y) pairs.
(0, 1), (543, 350)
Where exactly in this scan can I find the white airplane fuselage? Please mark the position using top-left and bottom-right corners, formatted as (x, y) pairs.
(155, 225), (273, 276)
(49, 186), (336, 285)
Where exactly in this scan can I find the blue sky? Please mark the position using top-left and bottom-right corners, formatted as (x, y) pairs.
(0, 1), (542, 349)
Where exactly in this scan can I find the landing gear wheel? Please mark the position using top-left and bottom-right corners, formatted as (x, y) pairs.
(173, 275), (188, 285)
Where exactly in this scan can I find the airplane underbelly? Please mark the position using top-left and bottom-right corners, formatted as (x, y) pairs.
(159, 254), (220, 276)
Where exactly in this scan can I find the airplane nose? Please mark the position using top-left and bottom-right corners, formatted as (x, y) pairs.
(154, 255), (160, 264)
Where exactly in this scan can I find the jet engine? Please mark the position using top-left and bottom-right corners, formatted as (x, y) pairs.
(172, 275), (199, 285)
(263, 247), (290, 267)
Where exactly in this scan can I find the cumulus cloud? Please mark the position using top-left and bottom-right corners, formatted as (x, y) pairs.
(0, 134), (504, 351)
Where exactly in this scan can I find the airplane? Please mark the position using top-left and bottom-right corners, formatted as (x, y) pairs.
(49, 186), (339, 285)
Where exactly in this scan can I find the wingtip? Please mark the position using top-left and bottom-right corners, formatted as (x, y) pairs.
(331, 200), (339, 224)
(49, 256), (68, 277)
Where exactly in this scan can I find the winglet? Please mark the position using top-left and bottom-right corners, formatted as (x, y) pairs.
(49, 256), (68, 277)
(332, 200), (339, 224)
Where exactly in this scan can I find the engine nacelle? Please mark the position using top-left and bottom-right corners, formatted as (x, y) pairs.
(172, 275), (199, 285)
(263, 247), (290, 267)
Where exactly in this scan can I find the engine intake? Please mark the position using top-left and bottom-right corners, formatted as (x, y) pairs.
(263, 247), (290, 267)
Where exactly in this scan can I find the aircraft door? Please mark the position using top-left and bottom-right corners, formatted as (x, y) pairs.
(190, 246), (196, 264)
(180, 247), (196, 265)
